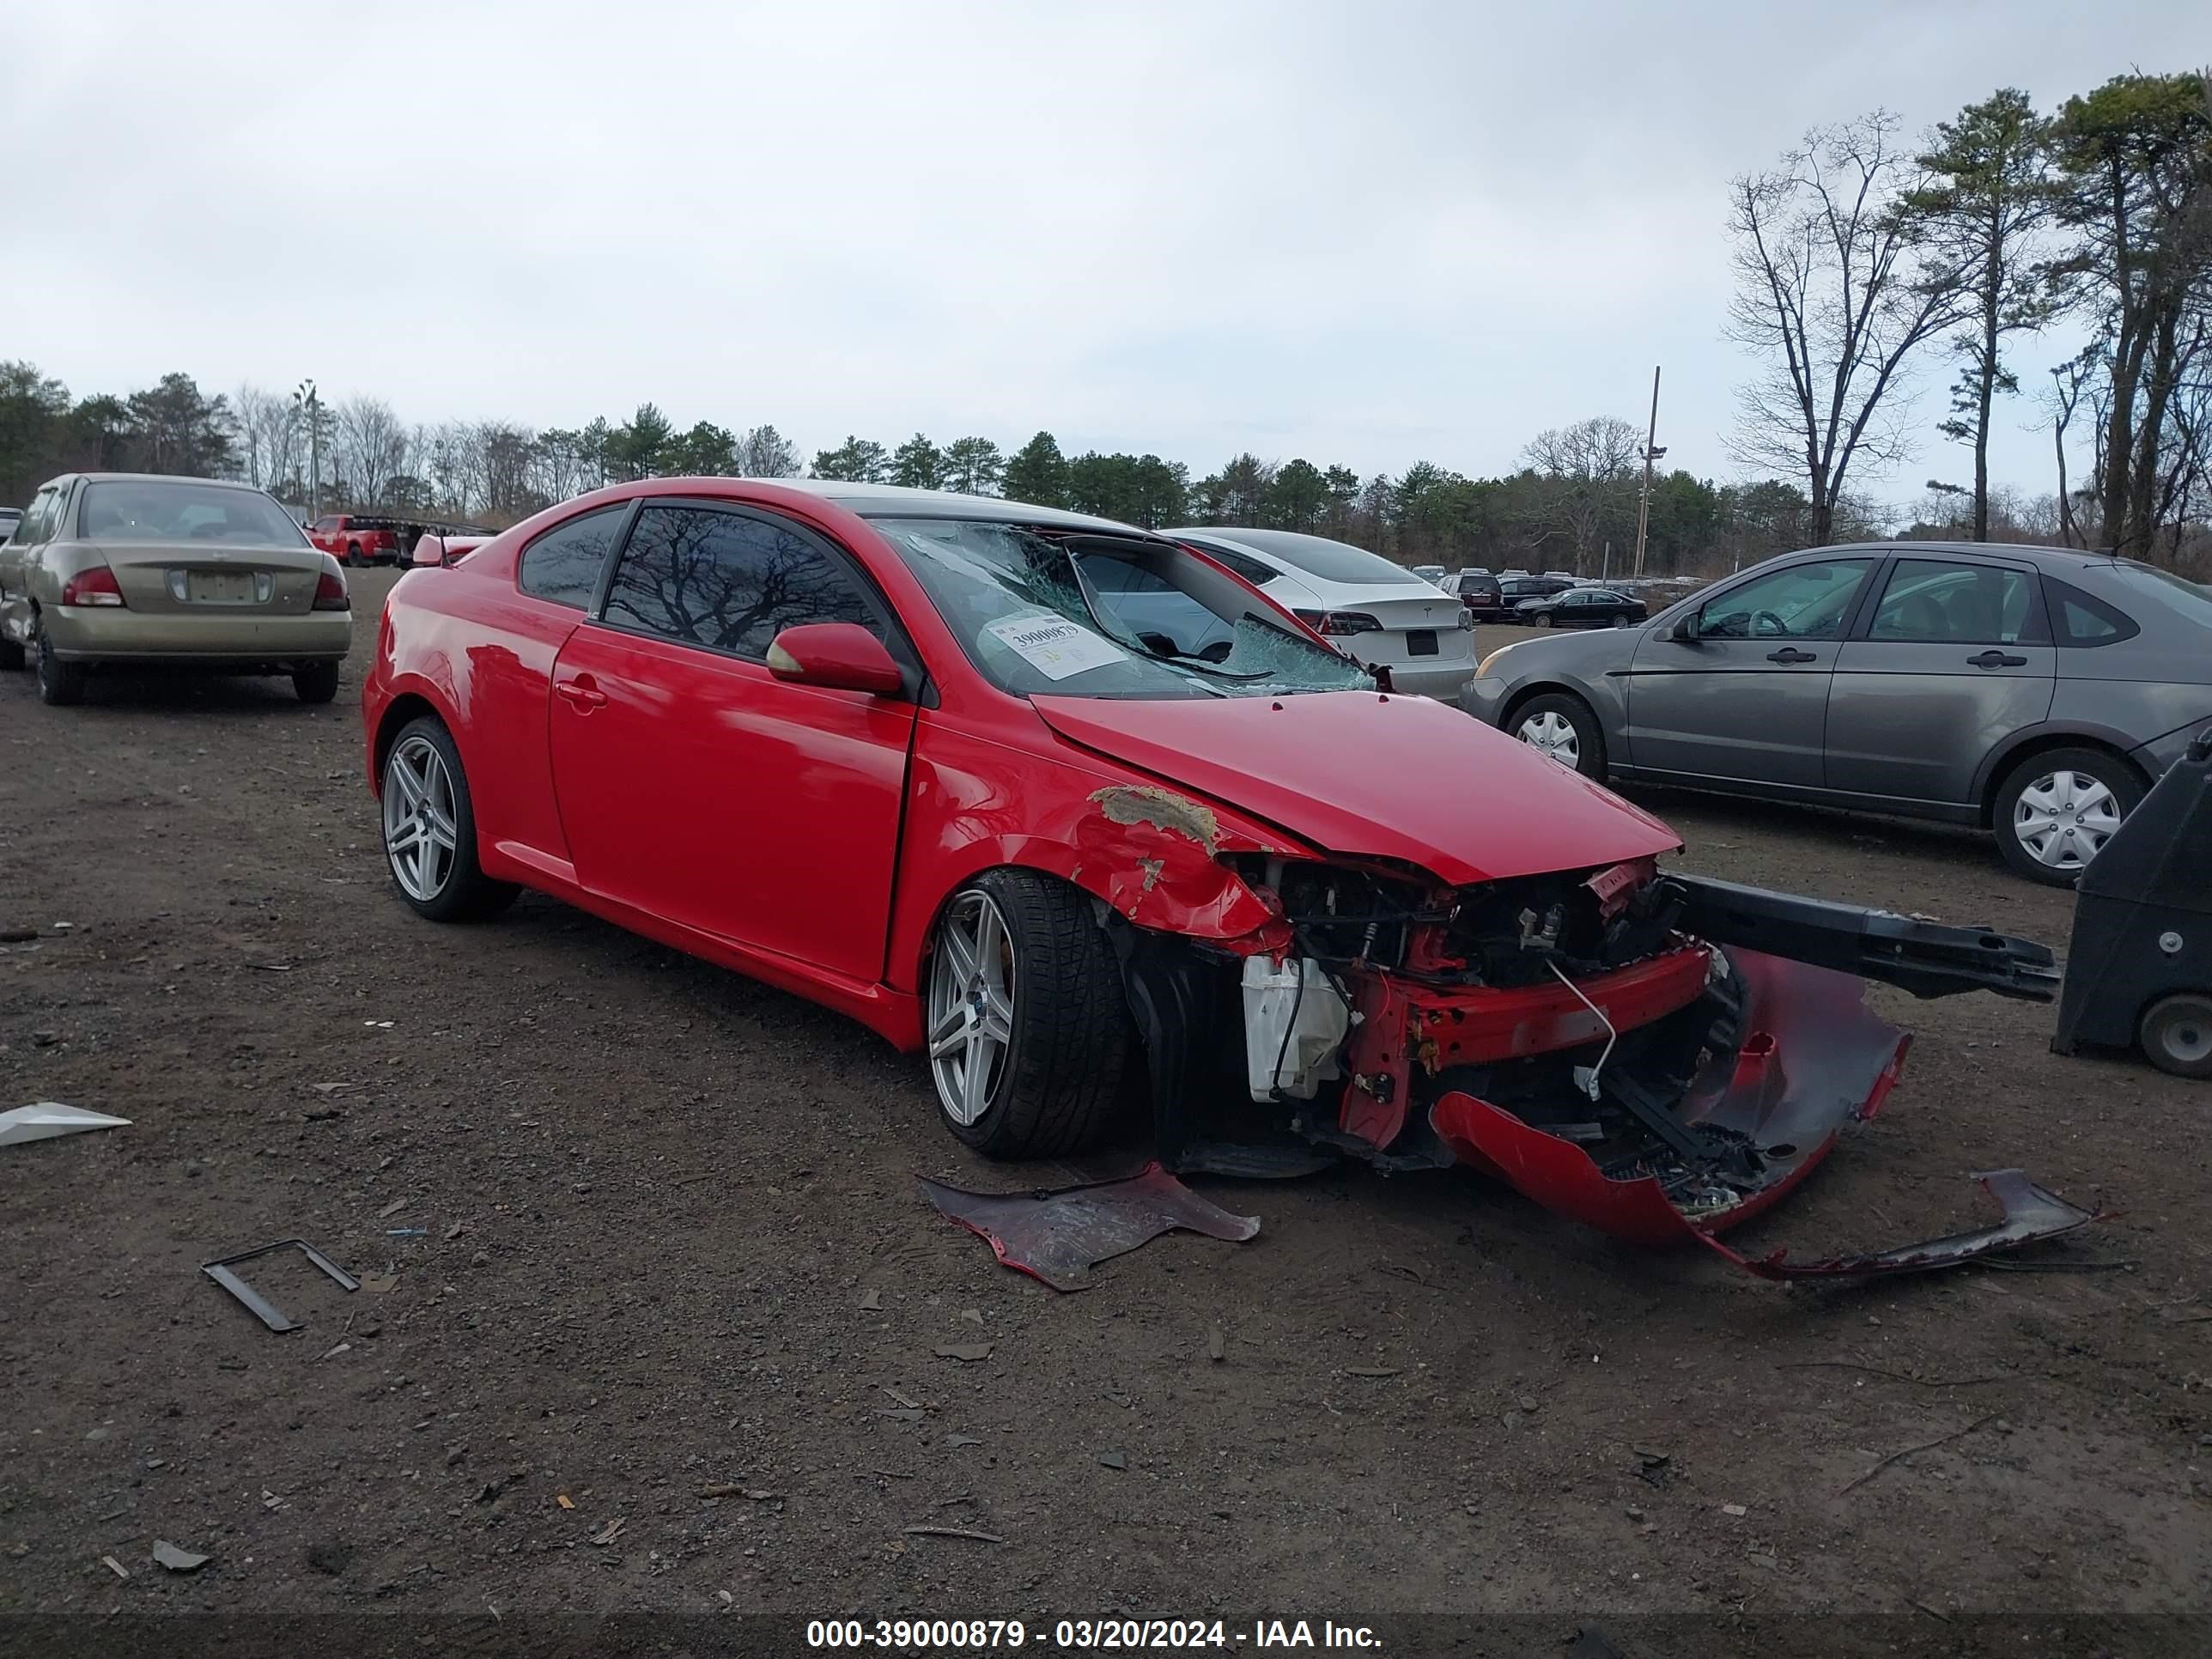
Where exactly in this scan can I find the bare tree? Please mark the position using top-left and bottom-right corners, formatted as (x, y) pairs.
(335, 396), (408, 509)
(233, 383), (302, 495)
(1727, 112), (1971, 544)
(1522, 416), (1642, 570)
(737, 423), (801, 478)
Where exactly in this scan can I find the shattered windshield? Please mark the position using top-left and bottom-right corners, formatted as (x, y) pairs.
(871, 518), (1376, 700)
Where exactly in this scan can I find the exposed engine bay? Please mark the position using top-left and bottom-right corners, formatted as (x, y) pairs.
(1112, 851), (2095, 1279)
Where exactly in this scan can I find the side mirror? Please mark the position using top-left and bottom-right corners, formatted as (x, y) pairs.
(1670, 611), (1701, 643)
(765, 623), (905, 696)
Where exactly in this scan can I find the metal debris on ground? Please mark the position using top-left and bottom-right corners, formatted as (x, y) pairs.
(933, 1341), (993, 1363)
(0, 1103), (131, 1149)
(376, 1199), (408, 1219)
(1345, 1366), (1400, 1378)
(201, 1238), (359, 1334)
(590, 1518), (625, 1546)
(151, 1540), (210, 1572)
(100, 1554), (129, 1579)
(902, 1525), (1003, 1544)
(1206, 1326), (1226, 1362)
(915, 1161), (1261, 1292)
(859, 1288), (882, 1311)
(1099, 1450), (1127, 1470)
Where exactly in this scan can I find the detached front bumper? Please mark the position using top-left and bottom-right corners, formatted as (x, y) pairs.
(1426, 944), (2100, 1277)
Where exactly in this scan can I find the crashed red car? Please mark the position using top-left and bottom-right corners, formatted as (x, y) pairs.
(364, 479), (2089, 1275)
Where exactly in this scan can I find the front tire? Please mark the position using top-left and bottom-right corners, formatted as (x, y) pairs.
(2140, 994), (2212, 1080)
(1510, 690), (1607, 780)
(1992, 747), (2144, 887)
(294, 661), (341, 704)
(33, 617), (85, 706)
(380, 716), (517, 921)
(926, 869), (1127, 1158)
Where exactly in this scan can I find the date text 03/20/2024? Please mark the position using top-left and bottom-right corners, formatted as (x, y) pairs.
(804, 1619), (1382, 1649)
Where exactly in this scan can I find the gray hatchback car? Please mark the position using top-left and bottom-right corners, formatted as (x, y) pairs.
(1462, 542), (2212, 885)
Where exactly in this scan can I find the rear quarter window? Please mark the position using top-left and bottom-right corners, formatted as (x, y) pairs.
(519, 505), (629, 610)
(2043, 575), (2140, 647)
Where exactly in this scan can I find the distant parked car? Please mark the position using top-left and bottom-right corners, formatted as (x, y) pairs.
(0, 507), (21, 544)
(1168, 526), (1475, 700)
(1440, 568), (1506, 618)
(1410, 563), (1446, 582)
(307, 514), (406, 567)
(1513, 586), (1648, 628)
(1497, 574), (1573, 609)
(0, 473), (351, 705)
(1462, 540), (2212, 885)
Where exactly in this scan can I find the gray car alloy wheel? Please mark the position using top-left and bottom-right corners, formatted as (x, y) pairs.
(2012, 769), (2122, 872)
(927, 890), (1017, 1127)
(383, 733), (460, 902)
(1517, 708), (1580, 767)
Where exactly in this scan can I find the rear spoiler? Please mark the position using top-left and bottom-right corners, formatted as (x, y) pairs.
(1663, 873), (2062, 1001)
(410, 534), (488, 568)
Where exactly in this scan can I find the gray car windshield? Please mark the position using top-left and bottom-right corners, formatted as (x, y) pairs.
(81, 481), (309, 546)
(871, 518), (1375, 701)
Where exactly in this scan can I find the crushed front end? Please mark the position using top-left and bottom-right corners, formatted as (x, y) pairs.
(1123, 850), (2093, 1277)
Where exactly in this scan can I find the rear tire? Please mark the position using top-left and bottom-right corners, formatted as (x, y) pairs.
(293, 661), (341, 704)
(380, 715), (518, 922)
(1991, 746), (2144, 887)
(33, 616), (85, 706)
(1539, 612), (1555, 628)
(344, 542), (363, 568)
(926, 868), (1127, 1158)
(1510, 690), (1607, 780)
(2140, 994), (2212, 1080)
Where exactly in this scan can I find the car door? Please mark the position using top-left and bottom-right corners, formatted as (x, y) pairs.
(1824, 554), (2056, 805)
(1623, 556), (1878, 787)
(547, 498), (920, 982)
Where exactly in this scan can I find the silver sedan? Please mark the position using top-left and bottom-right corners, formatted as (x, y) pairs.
(1462, 541), (2212, 885)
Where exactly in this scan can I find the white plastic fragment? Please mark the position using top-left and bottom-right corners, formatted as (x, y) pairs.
(0, 1103), (132, 1148)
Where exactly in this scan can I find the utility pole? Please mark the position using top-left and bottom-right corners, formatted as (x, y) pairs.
(1632, 365), (1663, 578)
(295, 380), (321, 519)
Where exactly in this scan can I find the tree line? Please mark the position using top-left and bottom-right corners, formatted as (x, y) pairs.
(0, 362), (1889, 576)
(3, 70), (2203, 578)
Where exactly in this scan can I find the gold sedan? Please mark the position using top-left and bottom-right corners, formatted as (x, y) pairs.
(0, 473), (352, 705)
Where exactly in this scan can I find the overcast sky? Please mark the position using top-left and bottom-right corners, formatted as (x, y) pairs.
(2, 1), (2200, 508)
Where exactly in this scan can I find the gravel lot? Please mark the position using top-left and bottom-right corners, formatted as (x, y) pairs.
(3, 578), (2207, 1655)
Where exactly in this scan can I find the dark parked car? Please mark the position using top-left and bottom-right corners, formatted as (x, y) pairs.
(1513, 586), (1648, 628)
(1498, 574), (1573, 608)
(1441, 568), (1504, 617)
(1462, 541), (2212, 885)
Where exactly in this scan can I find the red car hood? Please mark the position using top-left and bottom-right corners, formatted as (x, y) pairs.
(1032, 689), (1680, 885)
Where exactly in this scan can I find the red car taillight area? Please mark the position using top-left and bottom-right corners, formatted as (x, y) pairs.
(313, 557), (351, 611)
(1291, 610), (1381, 636)
(60, 565), (126, 607)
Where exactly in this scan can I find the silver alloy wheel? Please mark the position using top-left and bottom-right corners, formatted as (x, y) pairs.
(927, 890), (1016, 1127)
(383, 734), (460, 902)
(2013, 769), (2122, 872)
(1517, 708), (1580, 766)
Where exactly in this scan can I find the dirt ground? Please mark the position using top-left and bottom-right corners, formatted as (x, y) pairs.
(3, 584), (2207, 1656)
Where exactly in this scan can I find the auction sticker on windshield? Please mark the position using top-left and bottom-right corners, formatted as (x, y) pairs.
(982, 612), (1131, 680)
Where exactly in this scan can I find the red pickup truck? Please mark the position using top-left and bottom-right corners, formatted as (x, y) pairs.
(307, 514), (403, 566)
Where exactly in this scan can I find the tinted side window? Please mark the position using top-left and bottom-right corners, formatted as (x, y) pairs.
(2044, 576), (2140, 647)
(520, 506), (628, 610)
(602, 505), (880, 656)
(1869, 558), (2039, 644)
(1699, 558), (1874, 641)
